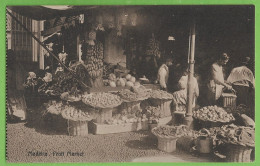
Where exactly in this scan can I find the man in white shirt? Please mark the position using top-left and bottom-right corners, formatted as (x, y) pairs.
(227, 56), (255, 110)
(207, 53), (233, 105)
(157, 58), (173, 91)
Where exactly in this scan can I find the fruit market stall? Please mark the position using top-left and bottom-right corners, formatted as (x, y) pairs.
(7, 6), (255, 163)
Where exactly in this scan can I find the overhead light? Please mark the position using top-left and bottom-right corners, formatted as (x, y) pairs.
(42, 6), (72, 10)
(168, 36), (175, 41)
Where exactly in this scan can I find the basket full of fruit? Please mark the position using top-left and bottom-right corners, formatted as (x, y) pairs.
(193, 105), (235, 129)
(152, 125), (193, 152)
(216, 124), (255, 162)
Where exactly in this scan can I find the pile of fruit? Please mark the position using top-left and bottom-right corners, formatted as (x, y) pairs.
(81, 41), (104, 79)
(61, 105), (93, 121)
(193, 105), (235, 123)
(82, 92), (122, 108)
(216, 124), (255, 147)
(152, 125), (193, 138)
(45, 100), (64, 115)
(104, 113), (148, 125)
(150, 90), (173, 100)
(118, 86), (150, 101)
(104, 73), (138, 88)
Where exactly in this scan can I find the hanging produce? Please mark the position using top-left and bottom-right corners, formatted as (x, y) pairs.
(129, 13), (137, 26)
(95, 15), (105, 31)
(145, 33), (161, 58)
(81, 32), (104, 80)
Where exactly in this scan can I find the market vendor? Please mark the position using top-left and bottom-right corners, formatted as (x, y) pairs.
(207, 53), (233, 105)
(172, 69), (199, 112)
(157, 57), (173, 91)
(140, 55), (158, 82)
(227, 56), (255, 110)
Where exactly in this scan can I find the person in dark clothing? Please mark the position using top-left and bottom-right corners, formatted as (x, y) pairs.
(140, 55), (158, 82)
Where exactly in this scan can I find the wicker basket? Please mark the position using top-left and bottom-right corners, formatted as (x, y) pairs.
(149, 99), (172, 117)
(68, 120), (89, 136)
(222, 93), (237, 108)
(157, 137), (178, 153)
(152, 126), (179, 153)
(226, 144), (253, 162)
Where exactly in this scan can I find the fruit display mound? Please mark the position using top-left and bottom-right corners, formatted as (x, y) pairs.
(193, 105), (235, 123)
(61, 105), (94, 121)
(82, 92), (122, 109)
(152, 125), (194, 139)
(216, 124), (255, 147)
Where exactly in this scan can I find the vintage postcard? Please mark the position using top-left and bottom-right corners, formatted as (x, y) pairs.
(2, 1), (258, 165)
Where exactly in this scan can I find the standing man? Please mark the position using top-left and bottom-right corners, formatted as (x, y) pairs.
(207, 53), (233, 105)
(227, 56), (255, 114)
(157, 57), (173, 91)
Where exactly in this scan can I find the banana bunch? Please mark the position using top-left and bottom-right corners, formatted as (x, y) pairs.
(145, 34), (161, 58)
(83, 42), (104, 79)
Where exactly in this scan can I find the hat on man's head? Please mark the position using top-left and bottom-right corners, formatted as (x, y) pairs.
(219, 53), (230, 60)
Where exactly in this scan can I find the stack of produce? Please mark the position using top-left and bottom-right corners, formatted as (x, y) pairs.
(61, 105), (93, 121)
(193, 105), (235, 123)
(39, 72), (82, 97)
(82, 92), (122, 108)
(81, 41), (104, 79)
(145, 33), (161, 58)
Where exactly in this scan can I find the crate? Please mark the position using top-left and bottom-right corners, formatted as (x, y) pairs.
(149, 99), (172, 117)
(89, 120), (148, 134)
(67, 120), (89, 136)
(222, 93), (237, 108)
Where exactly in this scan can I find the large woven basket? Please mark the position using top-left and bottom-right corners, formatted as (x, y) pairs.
(152, 126), (179, 153)
(225, 144), (253, 162)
